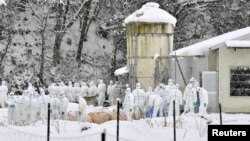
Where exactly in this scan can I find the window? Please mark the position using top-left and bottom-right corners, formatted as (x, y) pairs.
(230, 66), (250, 96)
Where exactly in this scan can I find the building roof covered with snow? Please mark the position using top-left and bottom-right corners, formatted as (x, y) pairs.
(171, 27), (250, 56)
(0, 0), (7, 6)
(124, 2), (177, 26)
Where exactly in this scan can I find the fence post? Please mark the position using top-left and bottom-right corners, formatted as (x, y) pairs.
(47, 103), (50, 141)
(117, 99), (120, 141)
(101, 129), (106, 141)
(219, 103), (222, 125)
(173, 100), (176, 141)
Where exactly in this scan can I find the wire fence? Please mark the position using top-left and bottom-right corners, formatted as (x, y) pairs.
(0, 125), (133, 141)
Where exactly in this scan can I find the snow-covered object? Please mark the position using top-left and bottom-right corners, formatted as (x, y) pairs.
(226, 40), (250, 48)
(0, 81), (8, 108)
(124, 2), (177, 26)
(171, 27), (250, 56)
(0, 0), (7, 6)
(114, 66), (129, 76)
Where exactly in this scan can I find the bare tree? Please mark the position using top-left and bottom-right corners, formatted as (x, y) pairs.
(76, 0), (100, 65)
(52, 0), (91, 65)
(27, 0), (50, 85)
(0, 0), (16, 77)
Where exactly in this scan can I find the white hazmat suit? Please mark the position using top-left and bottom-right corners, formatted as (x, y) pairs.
(97, 80), (106, 106)
(168, 84), (183, 117)
(38, 88), (50, 120)
(123, 88), (134, 121)
(183, 77), (197, 113)
(80, 82), (89, 97)
(196, 87), (208, 115)
(0, 81), (8, 108)
(132, 83), (146, 119)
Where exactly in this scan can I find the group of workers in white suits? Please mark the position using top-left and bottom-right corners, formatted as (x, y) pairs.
(123, 77), (209, 121)
(1, 77), (209, 125)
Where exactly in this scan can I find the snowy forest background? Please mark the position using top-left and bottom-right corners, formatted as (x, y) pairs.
(0, 0), (250, 93)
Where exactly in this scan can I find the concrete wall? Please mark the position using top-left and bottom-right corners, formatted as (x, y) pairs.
(126, 22), (174, 89)
(219, 47), (250, 112)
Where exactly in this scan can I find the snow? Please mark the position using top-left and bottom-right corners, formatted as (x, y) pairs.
(1, 105), (250, 141)
(171, 27), (250, 56)
(0, 0), (6, 6)
(124, 2), (177, 26)
(225, 40), (250, 48)
(114, 66), (129, 76)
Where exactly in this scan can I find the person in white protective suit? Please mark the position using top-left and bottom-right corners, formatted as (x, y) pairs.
(195, 83), (209, 115)
(18, 90), (30, 125)
(97, 80), (106, 106)
(58, 82), (66, 97)
(168, 84), (183, 117)
(38, 87), (50, 121)
(145, 87), (163, 118)
(109, 81), (120, 105)
(27, 91), (40, 124)
(50, 94), (60, 120)
(123, 88), (134, 121)
(77, 94), (87, 122)
(73, 82), (81, 102)
(7, 92), (16, 124)
(88, 81), (98, 97)
(0, 81), (8, 108)
(155, 80), (173, 117)
(107, 80), (114, 103)
(132, 83), (146, 119)
(80, 82), (89, 97)
(183, 77), (197, 113)
(58, 91), (68, 120)
(65, 81), (74, 102)
(48, 83), (57, 98)
(27, 82), (35, 96)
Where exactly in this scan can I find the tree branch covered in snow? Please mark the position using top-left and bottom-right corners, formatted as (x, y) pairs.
(63, 0), (91, 32)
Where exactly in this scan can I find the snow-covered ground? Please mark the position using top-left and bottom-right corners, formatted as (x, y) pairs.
(1, 104), (250, 141)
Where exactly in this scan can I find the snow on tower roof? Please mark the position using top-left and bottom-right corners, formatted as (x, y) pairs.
(171, 27), (250, 57)
(0, 0), (7, 6)
(124, 2), (177, 26)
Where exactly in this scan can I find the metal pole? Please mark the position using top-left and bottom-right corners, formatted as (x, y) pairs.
(173, 100), (176, 141)
(219, 103), (222, 125)
(47, 103), (50, 141)
(101, 129), (106, 141)
(117, 99), (120, 141)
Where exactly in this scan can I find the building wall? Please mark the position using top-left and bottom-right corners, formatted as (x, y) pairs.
(219, 47), (250, 112)
(126, 22), (174, 89)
